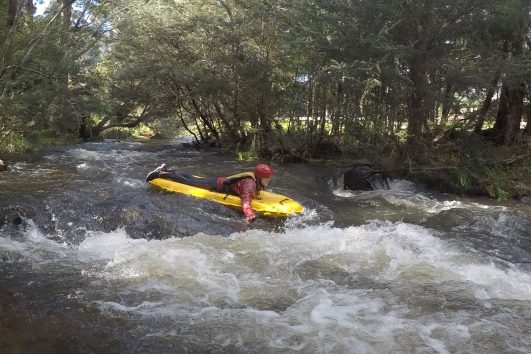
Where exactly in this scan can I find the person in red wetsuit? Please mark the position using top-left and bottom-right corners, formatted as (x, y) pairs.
(146, 163), (274, 223)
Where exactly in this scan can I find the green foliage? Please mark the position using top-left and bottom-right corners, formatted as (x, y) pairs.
(0, 129), (79, 153)
(481, 165), (510, 200)
(1, 0), (530, 200)
(457, 171), (471, 189)
(236, 150), (257, 161)
(132, 124), (155, 138)
(0, 133), (32, 153)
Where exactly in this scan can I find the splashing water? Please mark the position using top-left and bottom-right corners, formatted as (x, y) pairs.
(1, 140), (530, 353)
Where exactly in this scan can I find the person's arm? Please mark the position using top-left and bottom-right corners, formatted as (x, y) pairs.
(238, 178), (257, 223)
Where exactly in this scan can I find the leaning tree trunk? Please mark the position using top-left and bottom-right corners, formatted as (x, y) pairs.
(407, 49), (429, 149)
(474, 72), (500, 134)
(492, 81), (526, 145)
(493, 36), (526, 145)
(2, 0), (23, 67)
(491, 24), (527, 145)
(525, 107), (530, 149)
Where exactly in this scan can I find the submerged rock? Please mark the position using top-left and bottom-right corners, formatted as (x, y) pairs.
(0, 209), (22, 227)
(519, 196), (531, 205)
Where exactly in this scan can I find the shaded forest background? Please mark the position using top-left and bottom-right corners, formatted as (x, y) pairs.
(1, 0), (530, 199)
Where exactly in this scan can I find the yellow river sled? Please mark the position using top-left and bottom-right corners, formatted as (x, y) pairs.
(149, 178), (304, 218)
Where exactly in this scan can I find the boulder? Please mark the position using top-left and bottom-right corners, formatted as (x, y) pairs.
(1, 210), (22, 227)
(0, 159), (6, 171)
(343, 165), (389, 191)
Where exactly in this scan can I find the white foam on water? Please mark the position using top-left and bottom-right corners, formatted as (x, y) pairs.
(383, 193), (463, 213)
(96, 300), (163, 312)
(113, 176), (144, 188)
(2, 220), (531, 352)
(335, 179), (512, 216)
(5, 221), (531, 302)
(69, 148), (150, 164)
(0, 220), (70, 261)
(388, 179), (416, 192)
(283, 208), (320, 227)
(45, 146), (159, 167)
(461, 212), (525, 240)
(67, 219), (531, 349)
(333, 177), (465, 214)
(7, 161), (30, 171)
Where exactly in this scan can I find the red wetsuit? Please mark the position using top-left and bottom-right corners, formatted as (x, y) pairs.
(216, 176), (258, 222)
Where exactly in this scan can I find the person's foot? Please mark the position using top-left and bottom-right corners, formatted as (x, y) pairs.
(145, 163), (167, 182)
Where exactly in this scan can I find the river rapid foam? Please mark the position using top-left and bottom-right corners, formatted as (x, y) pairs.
(1, 140), (530, 353)
(2, 218), (531, 353)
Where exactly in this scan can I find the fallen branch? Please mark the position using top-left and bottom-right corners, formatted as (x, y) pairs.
(0, 65), (66, 80)
(382, 153), (530, 175)
(485, 154), (530, 166)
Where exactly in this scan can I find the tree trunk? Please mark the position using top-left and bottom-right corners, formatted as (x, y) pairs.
(2, 0), (23, 66)
(62, 0), (72, 26)
(213, 101), (241, 143)
(474, 73), (500, 133)
(185, 86), (220, 144)
(492, 82), (526, 145)
(439, 83), (452, 128)
(6, 0), (18, 28)
(24, 0), (35, 15)
(492, 36), (526, 145)
(524, 107), (530, 148)
(407, 50), (428, 146)
(331, 81), (343, 136)
(317, 82), (327, 145)
(306, 78), (314, 139)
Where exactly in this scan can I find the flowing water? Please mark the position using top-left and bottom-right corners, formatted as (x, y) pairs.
(1, 139), (530, 353)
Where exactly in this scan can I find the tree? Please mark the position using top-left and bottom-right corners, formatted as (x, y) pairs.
(488, 0), (530, 145)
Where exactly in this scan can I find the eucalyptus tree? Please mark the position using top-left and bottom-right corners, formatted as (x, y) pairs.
(165, 0), (297, 151)
(98, 0), (295, 152)
(1, 0), (36, 146)
(486, 0), (531, 145)
(91, 0), (221, 142)
(1, 0), (112, 149)
(287, 0), (526, 155)
(46, 0), (113, 136)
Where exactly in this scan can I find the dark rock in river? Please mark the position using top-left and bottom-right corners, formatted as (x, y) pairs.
(343, 165), (389, 191)
(0, 159), (6, 171)
(423, 208), (476, 231)
(0, 209), (22, 227)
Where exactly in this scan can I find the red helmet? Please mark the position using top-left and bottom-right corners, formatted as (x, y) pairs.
(254, 163), (273, 178)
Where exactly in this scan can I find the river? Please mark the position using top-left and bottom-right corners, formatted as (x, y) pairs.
(1, 139), (530, 353)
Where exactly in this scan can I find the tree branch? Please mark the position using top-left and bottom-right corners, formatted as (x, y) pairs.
(18, 2), (70, 68)
(0, 65), (67, 80)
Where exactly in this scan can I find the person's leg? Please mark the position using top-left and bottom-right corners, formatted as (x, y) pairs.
(145, 163), (167, 181)
(162, 173), (218, 190)
(160, 172), (193, 184)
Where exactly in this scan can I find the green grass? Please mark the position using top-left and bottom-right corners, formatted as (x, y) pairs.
(0, 130), (80, 153)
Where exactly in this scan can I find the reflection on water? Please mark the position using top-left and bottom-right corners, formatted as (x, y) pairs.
(1, 140), (531, 353)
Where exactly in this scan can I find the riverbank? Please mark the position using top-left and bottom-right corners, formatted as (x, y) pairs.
(395, 134), (531, 202)
(2, 133), (529, 202)
(257, 134), (531, 202)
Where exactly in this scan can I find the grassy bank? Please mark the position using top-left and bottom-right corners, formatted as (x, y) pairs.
(391, 134), (531, 201)
(0, 130), (80, 154)
(2, 127), (529, 201)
